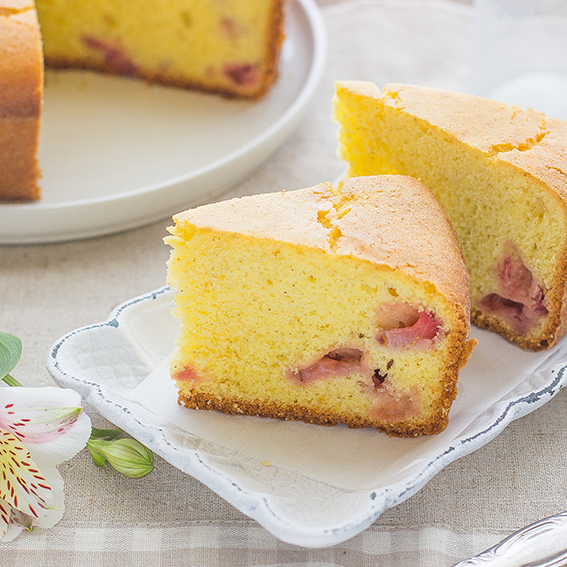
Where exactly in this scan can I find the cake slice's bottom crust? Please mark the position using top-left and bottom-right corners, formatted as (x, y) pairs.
(177, 337), (475, 437)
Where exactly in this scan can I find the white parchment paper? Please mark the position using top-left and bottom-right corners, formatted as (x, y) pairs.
(133, 327), (567, 491)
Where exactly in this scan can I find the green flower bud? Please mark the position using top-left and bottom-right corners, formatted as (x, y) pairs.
(87, 437), (153, 479)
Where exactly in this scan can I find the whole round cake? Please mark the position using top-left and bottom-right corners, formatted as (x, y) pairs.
(165, 175), (476, 437)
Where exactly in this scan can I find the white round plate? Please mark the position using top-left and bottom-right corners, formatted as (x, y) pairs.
(0, 0), (326, 244)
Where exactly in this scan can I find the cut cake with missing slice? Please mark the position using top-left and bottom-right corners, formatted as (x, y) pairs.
(0, 0), (285, 201)
(334, 81), (567, 351)
(165, 175), (476, 437)
(36, 0), (285, 100)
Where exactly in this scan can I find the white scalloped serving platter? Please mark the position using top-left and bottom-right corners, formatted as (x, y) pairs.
(47, 286), (567, 548)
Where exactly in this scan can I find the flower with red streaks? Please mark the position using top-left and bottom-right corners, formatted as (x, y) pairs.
(0, 387), (91, 541)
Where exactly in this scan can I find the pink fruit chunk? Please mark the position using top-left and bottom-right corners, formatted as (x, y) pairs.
(289, 346), (421, 422)
(220, 18), (239, 39)
(478, 244), (548, 335)
(375, 303), (441, 349)
(369, 383), (421, 422)
(82, 36), (139, 75)
(290, 347), (368, 384)
(173, 365), (202, 384)
(223, 63), (258, 87)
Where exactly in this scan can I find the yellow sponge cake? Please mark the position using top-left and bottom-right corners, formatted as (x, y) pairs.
(165, 175), (476, 437)
(333, 81), (567, 351)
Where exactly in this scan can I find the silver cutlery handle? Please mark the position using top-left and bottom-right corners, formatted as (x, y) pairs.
(453, 512), (567, 567)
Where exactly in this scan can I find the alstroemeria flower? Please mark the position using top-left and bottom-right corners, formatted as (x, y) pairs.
(0, 386), (91, 542)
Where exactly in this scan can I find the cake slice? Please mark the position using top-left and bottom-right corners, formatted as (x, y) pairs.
(165, 175), (476, 437)
(333, 81), (567, 351)
(0, 0), (43, 201)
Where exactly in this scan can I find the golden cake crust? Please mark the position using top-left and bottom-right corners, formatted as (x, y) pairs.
(382, 82), (567, 201)
(0, 0), (43, 201)
(174, 175), (470, 306)
(332, 176), (470, 306)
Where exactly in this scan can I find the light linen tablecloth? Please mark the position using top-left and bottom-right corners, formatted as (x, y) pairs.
(3, 0), (567, 565)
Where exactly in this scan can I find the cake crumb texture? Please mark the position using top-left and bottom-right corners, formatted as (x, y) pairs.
(36, 0), (284, 100)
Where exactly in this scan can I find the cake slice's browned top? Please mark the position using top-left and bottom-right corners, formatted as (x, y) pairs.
(382, 82), (547, 155)
(337, 81), (567, 204)
(172, 175), (470, 306)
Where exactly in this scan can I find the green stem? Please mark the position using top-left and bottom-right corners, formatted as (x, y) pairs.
(2, 374), (23, 387)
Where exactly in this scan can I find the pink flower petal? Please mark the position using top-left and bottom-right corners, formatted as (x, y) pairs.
(0, 387), (91, 467)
